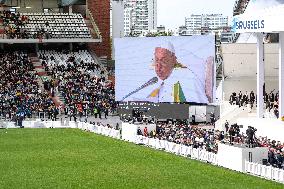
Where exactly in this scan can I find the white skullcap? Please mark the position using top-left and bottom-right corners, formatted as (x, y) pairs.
(157, 40), (175, 54)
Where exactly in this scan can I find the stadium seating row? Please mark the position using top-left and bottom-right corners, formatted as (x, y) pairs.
(2, 12), (92, 39)
(23, 13), (91, 39)
(38, 50), (107, 78)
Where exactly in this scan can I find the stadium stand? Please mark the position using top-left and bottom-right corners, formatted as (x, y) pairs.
(23, 13), (91, 39)
(1, 11), (92, 39)
(0, 47), (116, 125)
(38, 50), (116, 121)
(0, 51), (56, 123)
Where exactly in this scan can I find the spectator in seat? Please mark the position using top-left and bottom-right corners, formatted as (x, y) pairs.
(143, 127), (148, 137)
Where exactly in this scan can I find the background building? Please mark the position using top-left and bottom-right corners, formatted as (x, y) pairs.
(124, 0), (157, 36)
(111, 0), (124, 59)
(111, 0), (124, 38)
(156, 25), (165, 33)
(178, 25), (187, 36)
(185, 14), (228, 35)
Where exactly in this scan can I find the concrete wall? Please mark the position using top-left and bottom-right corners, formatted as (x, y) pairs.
(111, 0), (124, 60)
(111, 0), (124, 39)
(87, 0), (111, 59)
(222, 43), (279, 99)
(222, 43), (279, 78)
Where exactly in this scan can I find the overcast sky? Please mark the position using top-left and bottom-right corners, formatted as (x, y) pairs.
(157, 0), (236, 30)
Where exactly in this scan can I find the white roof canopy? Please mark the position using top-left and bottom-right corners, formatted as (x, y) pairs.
(232, 4), (284, 33)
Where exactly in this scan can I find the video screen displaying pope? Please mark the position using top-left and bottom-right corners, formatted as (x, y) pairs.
(115, 36), (215, 104)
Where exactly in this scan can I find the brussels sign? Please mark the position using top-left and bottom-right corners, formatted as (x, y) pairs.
(232, 14), (284, 33)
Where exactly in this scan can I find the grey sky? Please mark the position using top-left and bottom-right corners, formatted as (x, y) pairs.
(157, 0), (236, 30)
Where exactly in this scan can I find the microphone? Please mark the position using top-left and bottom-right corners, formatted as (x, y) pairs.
(121, 77), (158, 101)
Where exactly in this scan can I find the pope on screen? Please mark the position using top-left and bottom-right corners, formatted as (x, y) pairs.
(122, 40), (214, 104)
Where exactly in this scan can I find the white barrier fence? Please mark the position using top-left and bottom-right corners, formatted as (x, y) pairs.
(135, 135), (283, 184)
(77, 122), (121, 139)
(1, 120), (121, 139)
(245, 161), (284, 184)
(135, 135), (218, 165)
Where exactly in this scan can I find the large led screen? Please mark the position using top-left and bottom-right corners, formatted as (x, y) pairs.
(115, 36), (215, 104)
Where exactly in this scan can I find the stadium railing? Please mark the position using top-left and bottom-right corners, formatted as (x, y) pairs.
(245, 161), (284, 183)
(86, 9), (102, 42)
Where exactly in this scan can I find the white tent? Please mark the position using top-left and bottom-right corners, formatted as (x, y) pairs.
(232, 4), (284, 121)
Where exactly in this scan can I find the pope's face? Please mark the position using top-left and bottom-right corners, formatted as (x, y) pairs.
(154, 47), (176, 81)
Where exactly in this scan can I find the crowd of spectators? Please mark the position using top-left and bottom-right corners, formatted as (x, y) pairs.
(39, 50), (117, 122)
(140, 120), (220, 153)
(220, 122), (284, 168)
(258, 137), (284, 168)
(229, 121), (284, 169)
(0, 48), (117, 126)
(0, 52), (57, 125)
(137, 119), (284, 169)
(1, 11), (29, 39)
(229, 90), (279, 118)
(156, 121), (220, 153)
(0, 10), (52, 39)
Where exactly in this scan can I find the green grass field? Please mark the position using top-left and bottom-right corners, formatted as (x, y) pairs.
(0, 129), (283, 189)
